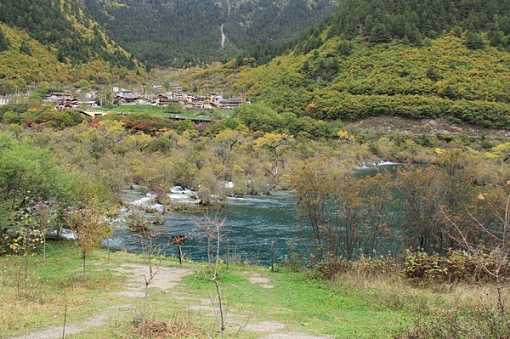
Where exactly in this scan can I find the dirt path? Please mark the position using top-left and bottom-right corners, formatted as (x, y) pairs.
(184, 272), (331, 339)
(248, 273), (274, 289)
(10, 306), (129, 339)
(10, 264), (192, 339)
(114, 264), (192, 298)
(11, 264), (330, 338)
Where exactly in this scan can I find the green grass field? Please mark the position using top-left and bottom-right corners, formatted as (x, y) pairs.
(95, 104), (231, 120)
(0, 241), (467, 338)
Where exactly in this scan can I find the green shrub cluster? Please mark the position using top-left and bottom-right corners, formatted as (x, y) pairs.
(0, 227), (44, 256)
(229, 103), (342, 138)
(316, 256), (399, 280)
(0, 104), (83, 128)
(404, 250), (510, 283)
(311, 93), (510, 128)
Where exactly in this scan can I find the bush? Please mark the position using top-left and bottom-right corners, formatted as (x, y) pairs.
(234, 103), (342, 138)
(465, 32), (485, 50)
(0, 228), (44, 256)
(404, 250), (510, 283)
(315, 256), (400, 280)
(398, 305), (510, 339)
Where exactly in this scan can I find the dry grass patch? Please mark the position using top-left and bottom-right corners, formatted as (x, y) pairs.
(133, 314), (208, 339)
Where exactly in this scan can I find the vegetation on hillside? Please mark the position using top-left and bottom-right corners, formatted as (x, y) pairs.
(0, 1), (144, 93)
(326, 0), (510, 47)
(234, 34), (510, 128)
(83, 0), (335, 67)
(2, 1), (510, 337)
(0, 0), (135, 67)
(1, 97), (509, 337)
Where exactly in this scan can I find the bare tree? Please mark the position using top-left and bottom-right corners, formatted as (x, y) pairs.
(129, 210), (162, 298)
(442, 191), (510, 284)
(197, 212), (226, 337)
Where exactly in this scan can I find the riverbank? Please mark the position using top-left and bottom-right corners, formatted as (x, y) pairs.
(2, 241), (507, 338)
(0, 241), (406, 338)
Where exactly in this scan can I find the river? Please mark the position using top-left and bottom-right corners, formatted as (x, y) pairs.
(108, 191), (309, 264)
(107, 163), (402, 265)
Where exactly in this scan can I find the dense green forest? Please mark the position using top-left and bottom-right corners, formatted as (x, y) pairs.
(296, 0), (510, 52)
(205, 0), (510, 128)
(83, 0), (335, 67)
(0, 0), (135, 67)
(328, 0), (510, 46)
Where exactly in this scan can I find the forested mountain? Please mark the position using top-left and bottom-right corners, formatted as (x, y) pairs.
(83, 0), (335, 67)
(226, 0), (510, 128)
(0, 0), (143, 92)
(0, 0), (135, 67)
(328, 0), (510, 46)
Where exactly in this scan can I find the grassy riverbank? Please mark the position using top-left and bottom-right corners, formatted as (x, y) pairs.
(2, 241), (506, 338)
(0, 241), (404, 338)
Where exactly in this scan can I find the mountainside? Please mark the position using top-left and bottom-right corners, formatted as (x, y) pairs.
(0, 0), (140, 92)
(229, 0), (510, 128)
(83, 0), (335, 67)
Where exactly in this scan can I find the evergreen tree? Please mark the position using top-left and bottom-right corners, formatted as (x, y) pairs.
(465, 32), (485, 50)
(336, 40), (353, 56)
(369, 23), (392, 43)
(19, 40), (32, 55)
(0, 30), (9, 52)
(488, 30), (504, 47)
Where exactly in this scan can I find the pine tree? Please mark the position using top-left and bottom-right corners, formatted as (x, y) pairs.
(488, 30), (504, 47)
(465, 32), (485, 50)
(0, 30), (9, 52)
(19, 40), (32, 55)
(369, 23), (391, 43)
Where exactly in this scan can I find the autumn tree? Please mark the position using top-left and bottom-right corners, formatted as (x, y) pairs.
(332, 173), (365, 259)
(66, 207), (110, 273)
(292, 157), (333, 255)
(255, 132), (290, 189)
(397, 167), (447, 253)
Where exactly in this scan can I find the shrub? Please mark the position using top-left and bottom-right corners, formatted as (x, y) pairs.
(398, 305), (510, 339)
(311, 92), (510, 128)
(315, 256), (400, 280)
(0, 228), (44, 256)
(404, 250), (510, 283)
(0, 29), (9, 52)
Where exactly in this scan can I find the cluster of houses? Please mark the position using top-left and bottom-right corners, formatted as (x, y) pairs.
(44, 91), (98, 110)
(44, 84), (249, 111)
(114, 85), (248, 110)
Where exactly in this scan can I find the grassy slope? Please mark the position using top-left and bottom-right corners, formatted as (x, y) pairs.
(232, 35), (510, 127)
(0, 24), (71, 84)
(0, 23), (142, 88)
(186, 268), (409, 338)
(0, 242), (123, 337)
(0, 242), (409, 338)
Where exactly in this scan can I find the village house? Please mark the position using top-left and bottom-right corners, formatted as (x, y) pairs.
(56, 98), (80, 110)
(183, 94), (206, 109)
(114, 90), (140, 105)
(77, 91), (99, 108)
(170, 85), (183, 98)
(210, 95), (247, 109)
(155, 94), (179, 106)
(44, 92), (74, 103)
